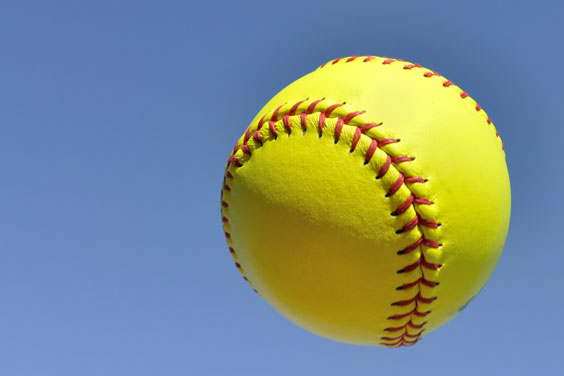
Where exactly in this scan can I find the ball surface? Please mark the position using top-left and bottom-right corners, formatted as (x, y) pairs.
(220, 56), (510, 347)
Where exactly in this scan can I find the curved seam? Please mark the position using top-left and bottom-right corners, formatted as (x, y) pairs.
(221, 99), (444, 347)
(318, 55), (505, 152)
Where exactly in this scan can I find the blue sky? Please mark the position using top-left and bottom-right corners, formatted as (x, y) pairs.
(0, 1), (562, 375)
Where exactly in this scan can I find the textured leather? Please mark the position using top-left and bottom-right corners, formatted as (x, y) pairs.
(221, 56), (510, 346)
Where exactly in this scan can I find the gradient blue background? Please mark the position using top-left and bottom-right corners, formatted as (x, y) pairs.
(1, 1), (562, 375)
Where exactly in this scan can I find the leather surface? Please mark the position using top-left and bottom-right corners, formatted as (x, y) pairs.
(221, 56), (511, 346)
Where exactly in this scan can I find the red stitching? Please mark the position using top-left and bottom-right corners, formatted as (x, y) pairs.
(271, 104), (284, 122)
(378, 155), (392, 178)
(391, 155), (413, 164)
(392, 194), (413, 216)
(387, 173), (404, 197)
(300, 113), (308, 131)
(268, 121), (277, 137)
(282, 115), (292, 133)
(222, 99), (444, 347)
(396, 277), (438, 291)
(334, 118), (344, 142)
(318, 113), (326, 135)
(360, 122), (380, 132)
(325, 103), (343, 117)
(364, 139), (378, 164)
(306, 98), (324, 114)
(289, 100), (305, 116)
(351, 127), (362, 151)
(378, 138), (397, 146)
(343, 111), (365, 124)
(253, 130), (263, 145)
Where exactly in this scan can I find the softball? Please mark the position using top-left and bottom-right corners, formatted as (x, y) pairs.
(220, 56), (511, 347)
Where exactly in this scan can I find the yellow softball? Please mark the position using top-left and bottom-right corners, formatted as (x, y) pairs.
(220, 56), (511, 347)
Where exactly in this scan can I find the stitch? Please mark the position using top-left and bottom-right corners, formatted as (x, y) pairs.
(253, 130), (263, 145)
(350, 127), (362, 152)
(396, 278), (439, 291)
(397, 256), (440, 274)
(422, 238), (440, 248)
(318, 113), (326, 136)
(241, 145), (251, 155)
(377, 155), (392, 178)
(403, 63), (421, 70)
(407, 321), (425, 329)
(325, 103), (343, 117)
(306, 98), (325, 114)
(475, 104), (482, 111)
(230, 155), (241, 167)
(332, 58), (342, 65)
(221, 100), (443, 347)
(382, 59), (395, 64)
(460, 91), (469, 98)
(243, 127), (252, 144)
(377, 138), (397, 146)
(256, 114), (266, 129)
(420, 218), (439, 228)
(398, 237), (424, 255)
(359, 122), (380, 133)
(397, 215), (418, 233)
(405, 176), (426, 184)
(271, 104), (284, 122)
(343, 111), (365, 124)
(364, 139), (378, 165)
(282, 115), (292, 133)
(334, 118), (344, 143)
(382, 332), (422, 341)
(392, 293), (436, 306)
(289, 100), (305, 116)
(413, 197), (432, 205)
(391, 195), (414, 216)
(300, 113), (308, 131)
(268, 121), (278, 137)
(443, 80), (453, 87)
(386, 173), (405, 197)
(391, 156), (413, 163)
(346, 56), (360, 62)
(388, 311), (416, 320)
(403, 331), (423, 338)
(413, 310), (431, 316)
(363, 56), (376, 62)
